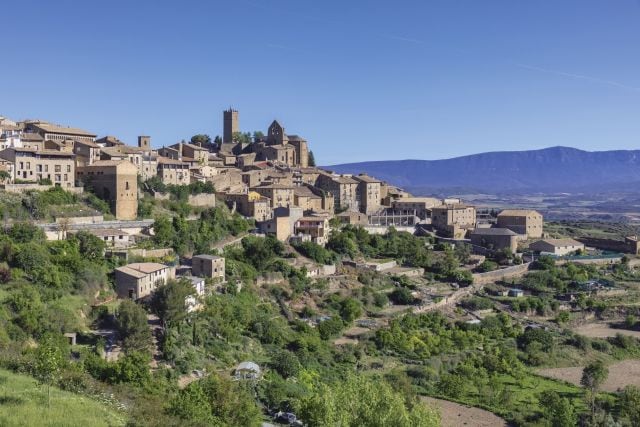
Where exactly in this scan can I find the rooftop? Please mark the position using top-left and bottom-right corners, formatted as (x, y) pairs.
(29, 122), (96, 137)
(498, 209), (541, 217)
(116, 262), (169, 278)
(470, 227), (518, 236)
(533, 238), (583, 247)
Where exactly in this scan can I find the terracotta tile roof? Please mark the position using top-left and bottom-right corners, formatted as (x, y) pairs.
(498, 209), (541, 217)
(31, 122), (96, 137)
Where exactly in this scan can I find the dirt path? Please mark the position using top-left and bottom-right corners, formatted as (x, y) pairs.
(421, 397), (507, 427)
(537, 359), (640, 392)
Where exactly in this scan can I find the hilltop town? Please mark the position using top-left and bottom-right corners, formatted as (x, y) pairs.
(2, 111), (640, 426)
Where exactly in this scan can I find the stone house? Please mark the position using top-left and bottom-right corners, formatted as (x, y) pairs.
(431, 203), (477, 239)
(529, 239), (585, 256)
(470, 228), (519, 253)
(157, 156), (190, 186)
(294, 215), (330, 246)
(0, 147), (75, 187)
(316, 173), (358, 211)
(353, 174), (381, 214)
(115, 262), (176, 300)
(225, 191), (272, 221)
(391, 197), (440, 220)
(192, 254), (225, 281)
(76, 160), (138, 220)
(252, 183), (295, 208)
(497, 209), (543, 238)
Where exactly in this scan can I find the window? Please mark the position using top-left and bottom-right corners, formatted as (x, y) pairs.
(55, 174), (61, 182)
(45, 165), (48, 172)
(63, 174), (68, 181)
(26, 162), (30, 170)
(55, 165), (61, 172)
(125, 181), (130, 190)
(66, 165), (71, 172)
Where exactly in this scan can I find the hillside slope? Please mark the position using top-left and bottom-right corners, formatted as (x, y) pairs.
(326, 146), (640, 194)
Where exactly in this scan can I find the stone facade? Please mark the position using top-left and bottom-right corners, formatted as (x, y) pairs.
(0, 147), (75, 188)
(76, 160), (138, 220)
(497, 209), (543, 238)
(470, 228), (519, 253)
(223, 109), (239, 144)
(192, 254), (225, 281)
(115, 262), (175, 300)
(431, 204), (477, 239)
(353, 174), (381, 214)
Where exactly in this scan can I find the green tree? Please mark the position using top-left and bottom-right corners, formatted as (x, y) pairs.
(581, 360), (609, 420)
(436, 374), (465, 398)
(538, 390), (577, 427)
(271, 350), (302, 379)
(620, 385), (640, 426)
(33, 335), (65, 408)
(151, 279), (195, 326)
(73, 230), (106, 261)
(116, 300), (152, 354)
(190, 134), (212, 146)
(339, 298), (363, 323)
(168, 373), (262, 426)
(298, 374), (439, 427)
(308, 150), (316, 167)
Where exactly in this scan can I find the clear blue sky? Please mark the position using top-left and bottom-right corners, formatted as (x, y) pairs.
(3, 0), (640, 164)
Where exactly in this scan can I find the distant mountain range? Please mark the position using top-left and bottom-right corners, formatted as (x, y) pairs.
(325, 146), (640, 195)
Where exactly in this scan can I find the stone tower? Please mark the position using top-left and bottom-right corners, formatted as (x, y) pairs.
(138, 135), (151, 150)
(223, 108), (239, 143)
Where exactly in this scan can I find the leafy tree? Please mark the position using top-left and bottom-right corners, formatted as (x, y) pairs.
(318, 316), (344, 340)
(232, 131), (252, 144)
(477, 260), (498, 272)
(436, 373), (465, 398)
(271, 350), (302, 379)
(116, 300), (152, 354)
(538, 390), (577, 427)
(532, 255), (556, 270)
(151, 279), (195, 326)
(581, 360), (609, 419)
(389, 287), (415, 305)
(168, 373), (262, 426)
(72, 230), (106, 261)
(620, 385), (640, 426)
(454, 243), (471, 264)
(308, 150), (316, 167)
(339, 298), (363, 323)
(190, 134), (212, 146)
(33, 334), (65, 408)
(298, 374), (439, 427)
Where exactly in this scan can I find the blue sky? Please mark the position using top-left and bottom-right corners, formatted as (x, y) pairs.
(2, 0), (640, 164)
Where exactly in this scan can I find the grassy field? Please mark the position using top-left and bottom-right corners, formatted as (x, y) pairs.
(0, 369), (125, 427)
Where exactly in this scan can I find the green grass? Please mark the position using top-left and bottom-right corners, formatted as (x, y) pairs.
(422, 371), (585, 424)
(0, 369), (126, 427)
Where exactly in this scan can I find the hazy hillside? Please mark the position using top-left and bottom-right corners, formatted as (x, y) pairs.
(326, 146), (640, 195)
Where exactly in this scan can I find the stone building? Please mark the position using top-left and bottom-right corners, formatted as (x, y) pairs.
(252, 183), (295, 208)
(529, 239), (585, 256)
(431, 203), (477, 239)
(115, 262), (175, 300)
(25, 121), (96, 144)
(73, 139), (101, 167)
(470, 228), (519, 253)
(391, 197), (440, 220)
(0, 147), (75, 187)
(497, 209), (543, 239)
(76, 160), (138, 220)
(223, 108), (239, 143)
(157, 156), (190, 185)
(294, 215), (330, 246)
(353, 174), (381, 214)
(192, 254), (225, 281)
(316, 173), (358, 211)
(226, 191), (272, 221)
(293, 185), (334, 214)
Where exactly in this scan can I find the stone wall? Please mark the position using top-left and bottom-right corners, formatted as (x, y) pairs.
(188, 193), (216, 207)
(3, 183), (84, 194)
(472, 262), (531, 285)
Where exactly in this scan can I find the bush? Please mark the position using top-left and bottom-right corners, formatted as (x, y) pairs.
(389, 287), (415, 305)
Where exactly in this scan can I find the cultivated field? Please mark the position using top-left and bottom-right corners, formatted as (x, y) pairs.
(537, 360), (640, 392)
(421, 397), (507, 427)
(573, 322), (640, 339)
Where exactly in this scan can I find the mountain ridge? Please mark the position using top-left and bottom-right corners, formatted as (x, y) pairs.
(325, 146), (640, 195)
